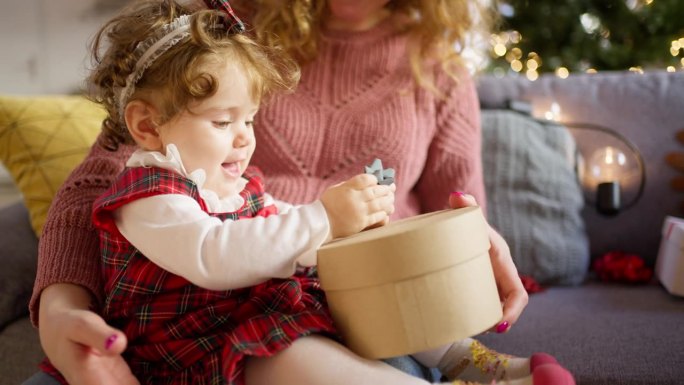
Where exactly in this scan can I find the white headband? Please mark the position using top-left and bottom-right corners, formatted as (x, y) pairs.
(116, 0), (245, 125)
(116, 15), (193, 123)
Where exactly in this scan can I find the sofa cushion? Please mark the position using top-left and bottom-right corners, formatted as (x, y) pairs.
(481, 109), (590, 285)
(477, 282), (684, 385)
(0, 202), (39, 329)
(477, 72), (684, 265)
(0, 95), (104, 236)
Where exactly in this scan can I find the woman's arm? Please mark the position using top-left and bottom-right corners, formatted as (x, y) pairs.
(30, 134), (133, 325)
(30, 134), (137, 384)
(38, 283), (139, 385)
(414, 66), (486, 213)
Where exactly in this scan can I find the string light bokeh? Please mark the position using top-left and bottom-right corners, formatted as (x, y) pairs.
(486, 0), (684, 79)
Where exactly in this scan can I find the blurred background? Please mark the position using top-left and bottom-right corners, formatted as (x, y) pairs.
(1, 0), (683, 96)
(0, 0), (682, 205)
(488, 0), (684, 78)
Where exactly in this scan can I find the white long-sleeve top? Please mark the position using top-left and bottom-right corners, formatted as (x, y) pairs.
(112, 145), (331, 291)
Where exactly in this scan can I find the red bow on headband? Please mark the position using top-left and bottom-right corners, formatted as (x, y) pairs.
(203, 0), (245, 33)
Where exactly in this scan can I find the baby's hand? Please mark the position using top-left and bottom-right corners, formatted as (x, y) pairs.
(320, 174), (395, 239)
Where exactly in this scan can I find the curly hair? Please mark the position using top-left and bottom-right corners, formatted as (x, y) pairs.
(233, 0), (498, 91)
(87, 0), (300, 151)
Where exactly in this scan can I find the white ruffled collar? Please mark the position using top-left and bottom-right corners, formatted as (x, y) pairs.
(126, 144), (248, 213)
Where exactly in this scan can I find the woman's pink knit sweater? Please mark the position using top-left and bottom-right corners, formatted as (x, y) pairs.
(30, 18), (485, 324)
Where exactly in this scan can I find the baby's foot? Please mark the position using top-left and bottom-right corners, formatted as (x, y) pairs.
(441, 363), (575, 385)
(438, 338), (558, 382)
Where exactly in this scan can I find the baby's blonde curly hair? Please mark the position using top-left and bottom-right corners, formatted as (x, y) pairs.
(88, 0), (300, 151)
(233, 0), (498, 91)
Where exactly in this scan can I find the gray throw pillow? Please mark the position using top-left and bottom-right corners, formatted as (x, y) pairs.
(0, 202), (38, 329)
(481, 110), (589, 285)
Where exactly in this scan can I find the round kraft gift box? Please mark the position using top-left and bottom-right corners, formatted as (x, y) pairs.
(317, 206), (503, 359)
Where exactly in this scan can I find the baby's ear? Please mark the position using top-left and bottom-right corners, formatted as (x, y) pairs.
(125, 100), (162, 150)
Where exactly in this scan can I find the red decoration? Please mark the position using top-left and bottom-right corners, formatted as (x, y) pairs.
(519, 274), (545, 294)
(592, 251), (653, 284)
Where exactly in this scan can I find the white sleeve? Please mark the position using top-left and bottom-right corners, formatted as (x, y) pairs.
(114, 194), (330, 290)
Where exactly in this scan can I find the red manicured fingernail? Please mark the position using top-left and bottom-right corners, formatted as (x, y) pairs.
(104, 334), (118, 350)
(450, 191), (465, 198)
(496, 321), (510, 334)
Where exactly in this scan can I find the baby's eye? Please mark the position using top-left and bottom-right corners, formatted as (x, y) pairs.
(213, 121), (232, 129)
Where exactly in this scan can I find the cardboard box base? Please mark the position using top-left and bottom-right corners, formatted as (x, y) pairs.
(325, 250), (502, 359)
(318, 207), (502, 359)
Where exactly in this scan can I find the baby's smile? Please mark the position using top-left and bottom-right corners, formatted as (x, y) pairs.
(221, 161), (242, 178)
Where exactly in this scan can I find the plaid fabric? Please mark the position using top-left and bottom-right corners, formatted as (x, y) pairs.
(40, 166), (336, 385)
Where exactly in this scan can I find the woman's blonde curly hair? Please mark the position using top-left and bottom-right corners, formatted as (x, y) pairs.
(88, 0), (300, 151)
(233, 0), (498, 91)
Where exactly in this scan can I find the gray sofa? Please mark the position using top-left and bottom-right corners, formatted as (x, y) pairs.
(2, 71), (684, 385)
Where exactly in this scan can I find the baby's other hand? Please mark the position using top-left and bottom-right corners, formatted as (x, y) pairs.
(320, 174), (395, 239)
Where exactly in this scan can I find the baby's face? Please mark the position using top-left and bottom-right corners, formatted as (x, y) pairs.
(157, 62), (258, 198)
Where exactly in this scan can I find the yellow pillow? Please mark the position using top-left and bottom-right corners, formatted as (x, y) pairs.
(0, 95), (105, 236)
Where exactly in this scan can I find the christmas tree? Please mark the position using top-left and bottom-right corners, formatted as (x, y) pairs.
(489, 0), (684, 77)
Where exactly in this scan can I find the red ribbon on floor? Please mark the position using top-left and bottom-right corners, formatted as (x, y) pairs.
(519, 274), (544, 294)
(592, 250), (653, 284)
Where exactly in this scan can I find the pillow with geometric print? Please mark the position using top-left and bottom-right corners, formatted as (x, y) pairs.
(0, 95), (104, 236)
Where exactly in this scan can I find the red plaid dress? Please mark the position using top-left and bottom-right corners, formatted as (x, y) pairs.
(41, 166), (337, 385)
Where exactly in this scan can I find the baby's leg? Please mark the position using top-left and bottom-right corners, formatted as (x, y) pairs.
(412, 338), (557, 383)
(244, 335), (430, 385)
(244, 336), (572, 385)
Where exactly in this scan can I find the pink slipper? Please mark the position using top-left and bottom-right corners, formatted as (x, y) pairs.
(530, 352), (559, 370)
(532, 363), (576, 385)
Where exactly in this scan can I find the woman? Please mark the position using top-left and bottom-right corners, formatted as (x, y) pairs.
(26, 1), (531, 384)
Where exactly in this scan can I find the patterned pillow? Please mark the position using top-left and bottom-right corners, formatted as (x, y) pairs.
(481, 109), (590, 285)
(0, 95), (104, 236)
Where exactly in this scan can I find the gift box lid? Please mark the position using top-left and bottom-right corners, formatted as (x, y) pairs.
(661, 216), (684, 239)
(318, 206), (490, 291)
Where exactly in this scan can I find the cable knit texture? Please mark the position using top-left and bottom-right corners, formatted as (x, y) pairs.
(252, 19), (484, 215)
(30, 18), (485, 325)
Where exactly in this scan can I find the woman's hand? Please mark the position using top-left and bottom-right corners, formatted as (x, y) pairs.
(38, 283), (140, 385)
(448, 193), (529, 331)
